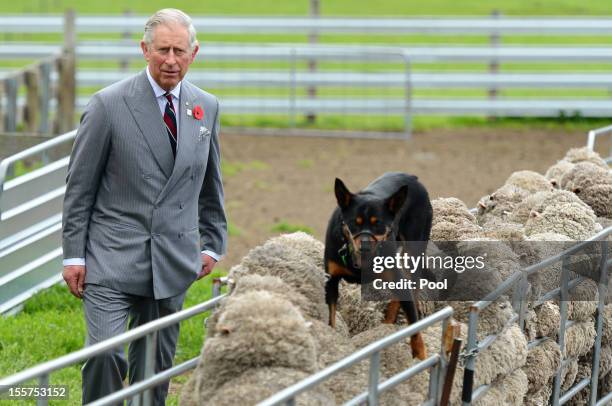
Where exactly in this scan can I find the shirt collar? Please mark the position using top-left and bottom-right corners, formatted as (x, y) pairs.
(146, 66), (181, 101)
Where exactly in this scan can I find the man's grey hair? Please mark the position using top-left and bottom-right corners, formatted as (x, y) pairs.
(143, 9), (198, 50)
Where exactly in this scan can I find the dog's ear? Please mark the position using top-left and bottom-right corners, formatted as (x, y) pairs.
(387, 185), (409, 214)
(335, 178), (354, 209)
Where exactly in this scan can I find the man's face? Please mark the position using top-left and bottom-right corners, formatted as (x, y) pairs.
(141, 23), (199, 91)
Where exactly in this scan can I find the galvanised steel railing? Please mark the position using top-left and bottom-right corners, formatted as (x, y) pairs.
(258, 306), (455, 406)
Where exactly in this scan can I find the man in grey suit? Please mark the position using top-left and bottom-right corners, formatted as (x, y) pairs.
(61, 8), (227, 404)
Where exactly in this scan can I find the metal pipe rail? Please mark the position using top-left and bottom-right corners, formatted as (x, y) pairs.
(587, 124), (612, 164)
(4, 15), (612, 35)
(0, 294), (226, 405)
(258, 306), (454, 406)
(9, 96), (612, 118)
(6, 43), (612, 62)
(3, 69), (612, 89)
(462, 228), (611, 405)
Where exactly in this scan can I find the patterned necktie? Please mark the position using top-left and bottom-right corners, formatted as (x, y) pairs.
(163, 92), (178, 156)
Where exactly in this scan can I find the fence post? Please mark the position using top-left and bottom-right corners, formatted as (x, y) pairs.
(589, 240), (609, 405)
(120, 9), (133, 72)
(402, 53), (412, 140)
(4, 77), (18, 133)
(55, 9), (76, 134)
(39, 61), (52, 134)
(306, 0), (319, 124)
(24, 69), (40, 134)
(552, 256), (570, 404)
(289, 48), (297, 129)
(488, 9), (500, 120)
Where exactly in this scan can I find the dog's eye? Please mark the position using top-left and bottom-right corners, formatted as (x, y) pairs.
(370, 216), (378, 225)
(356, 217), (363, 225)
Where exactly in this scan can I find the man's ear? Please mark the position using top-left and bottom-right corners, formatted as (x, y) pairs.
(190, 43), (200, 63)
(387, 185), (409, 214)
(140, 41), (150, 62)
(334, 178), (353, 209)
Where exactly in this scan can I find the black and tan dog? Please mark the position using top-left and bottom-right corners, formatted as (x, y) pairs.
(324, 172), (433, 360)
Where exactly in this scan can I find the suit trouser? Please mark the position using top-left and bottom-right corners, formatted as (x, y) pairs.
(81, 284), (186, 405)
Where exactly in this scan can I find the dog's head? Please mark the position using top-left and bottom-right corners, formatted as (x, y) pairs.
(334, 178), (408, 268)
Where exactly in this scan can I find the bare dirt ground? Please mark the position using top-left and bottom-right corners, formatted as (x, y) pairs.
(219, 127), (590, 269)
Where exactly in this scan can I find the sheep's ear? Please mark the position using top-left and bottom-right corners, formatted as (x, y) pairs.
(387, 185), (409, 214)
(573, 187), (581, 194)
(550, 179), (559, 188)
(529, 210), (540, 218)
(217, 325), (232, 336)
(335, 178), (354, 209)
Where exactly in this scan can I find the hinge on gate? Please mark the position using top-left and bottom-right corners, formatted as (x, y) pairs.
(458, 346), (479, 367)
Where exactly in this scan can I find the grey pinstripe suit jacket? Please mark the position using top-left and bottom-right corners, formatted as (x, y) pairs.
(62, 70), (227, 299)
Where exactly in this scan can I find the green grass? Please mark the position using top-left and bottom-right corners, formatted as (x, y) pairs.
(0, 269), (227, 405)
(270, 220), (314, 235)
(4, 0), (612, 16)
(221, 159), (270, 177)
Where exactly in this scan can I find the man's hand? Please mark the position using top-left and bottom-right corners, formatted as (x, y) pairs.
(197, 254), (217, 280)
(63, 265), (86, 298)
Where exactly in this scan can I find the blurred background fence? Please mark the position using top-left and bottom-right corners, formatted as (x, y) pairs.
(3, 12), (612, 138)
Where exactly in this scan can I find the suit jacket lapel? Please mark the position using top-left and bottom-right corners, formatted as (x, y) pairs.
(124, 71), (174, 179)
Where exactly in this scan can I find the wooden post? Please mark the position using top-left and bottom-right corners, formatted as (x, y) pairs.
(39, 60), (52, 134)
(55, 9), (76, 134)
(0, 80), (4, 133)
(488, 9), (500, 120)
(4, 77), (18, 133)
(120, 8), (133, 71)
(24, 69), (40, 133)
(306, 0), (319, 124)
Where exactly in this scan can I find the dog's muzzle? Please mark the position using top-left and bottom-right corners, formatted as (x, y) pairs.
(340, 223), (391, 269)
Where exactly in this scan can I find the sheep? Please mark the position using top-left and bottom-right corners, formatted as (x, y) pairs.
(476, 183), (531, 225)
(267, 231), (326, 270)
(473, 368), (529, 406)
(525, 383), (553, 406)
(564, 320), (596, 359)
(430, 219), (482, 243)
(545, 159), (576, 188)
(561, 161), (611, 192)
(228, 241), (328, 315)
(336, 280), (383, 336)
(561, 358), (579, 392)
(455, 237), (521, 284)
(567, 346), (612, 406)
(576, 183), (612, 219)
(524, 202), (602, 240)
(431, 197), (477, 226)
(504, 170), (554, 193)
(350, 324), (425, 404)
(602, 304), (612, 344)
(230, 273), (328, 323)
(189, 291), (318, 399)
(509, 191), (554, 225)
(473, 324), (528, 388)
(565, 279), (599, 322)
(560, 161), (612, 218)
(531, 302), (561, 339)
(522, 339), (561, 393)
(509, 189), (588, 225)
(448, 300), (516, 342)
(202, 367), (336, 406)
(308, 319), (356, 367)
(480, 217), (526, 241)
(563, 146), (609, 169)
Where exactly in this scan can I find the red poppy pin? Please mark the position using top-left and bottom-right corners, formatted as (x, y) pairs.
(193, 105), (204, 120)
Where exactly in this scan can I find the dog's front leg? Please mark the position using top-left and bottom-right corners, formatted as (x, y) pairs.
(325, 276), (341, 328)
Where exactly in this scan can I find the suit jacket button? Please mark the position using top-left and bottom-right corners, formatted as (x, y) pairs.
(179, 203), (184, 209)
